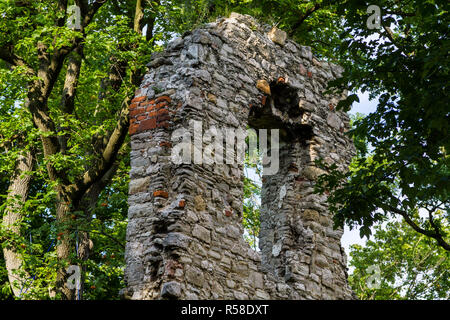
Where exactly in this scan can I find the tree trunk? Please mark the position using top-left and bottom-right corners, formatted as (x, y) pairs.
(2, 150), (34, 298)
(54, 161), (120, 300)
(55, 197), (76, 300)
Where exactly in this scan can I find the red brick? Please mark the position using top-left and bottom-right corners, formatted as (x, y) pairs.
(159, 141), (172, 148)
(129, 123), (139, 135)
(157, 121), (170, 129)
(153, 190), (169, 198)
(138, 118), (156, 131)
(131, 96), (146, 103)
(156, 95), (172, 103)
(129, 103), (138, 110)
(129, 109), (143, 117)
(157, 114), (171, 122)
(141, 99), (156, 106)
(137, 115), (147, 121)
(165, 259), (182, 277)
(157, 109), (169, 116)
(156, 102), (168, 109)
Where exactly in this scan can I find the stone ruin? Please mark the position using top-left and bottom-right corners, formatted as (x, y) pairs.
(123, 13), (356, 300)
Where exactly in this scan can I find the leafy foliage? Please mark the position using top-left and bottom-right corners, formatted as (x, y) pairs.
(349, 219), (449, 300)
(317, 0), (450, 251)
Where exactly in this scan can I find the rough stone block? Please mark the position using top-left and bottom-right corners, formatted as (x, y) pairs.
(161, 281), (181, 299)
(124, 12), (355, 301)
(192, 225), (211, 243)
(185, 266), (204, 287)
(268, 27), (287, 46)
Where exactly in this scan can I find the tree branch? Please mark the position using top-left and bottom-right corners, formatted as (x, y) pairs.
(76, 0), (108, 27)
(23, 0), (108, 185)
(288, 3), (321, 37)
(75, 0), (150, 198)
(0, 46), (34, 76)
(56, 0), (69, 27)
(58, 45), (84, 154)
(76, 99), (129, 199)
(382, 201), (450, 251)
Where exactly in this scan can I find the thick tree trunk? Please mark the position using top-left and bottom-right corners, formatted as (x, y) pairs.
(55, 198), (76, 300)
(2, 150), (34, 297)
(59, 45), (83, 153)
(55, 162), (119, 300)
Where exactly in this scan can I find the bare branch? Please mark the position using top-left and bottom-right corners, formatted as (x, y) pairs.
(288, 3), (321, 37)
(381, 201), (450, 251)
(76, 0), (108, 27)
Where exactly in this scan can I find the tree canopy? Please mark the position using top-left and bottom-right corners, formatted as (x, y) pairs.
(349, 219), (449, 300)
(316, 0), (449, 252)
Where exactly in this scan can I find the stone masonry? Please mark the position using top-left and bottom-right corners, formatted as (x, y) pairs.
(123, 13), (355, 300)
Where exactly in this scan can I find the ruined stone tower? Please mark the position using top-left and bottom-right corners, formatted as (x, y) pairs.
(123, 13), (355, 300)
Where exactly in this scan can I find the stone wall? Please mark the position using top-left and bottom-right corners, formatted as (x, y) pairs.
(123, 13), (355, 300)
